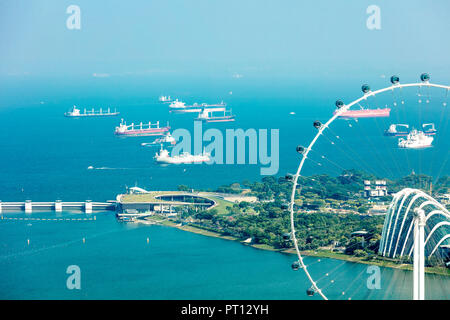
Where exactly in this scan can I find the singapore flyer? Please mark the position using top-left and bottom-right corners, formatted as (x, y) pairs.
(289, 74), (449, 300)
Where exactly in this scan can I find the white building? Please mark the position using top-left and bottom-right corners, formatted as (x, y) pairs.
(364, 180), (387, 198)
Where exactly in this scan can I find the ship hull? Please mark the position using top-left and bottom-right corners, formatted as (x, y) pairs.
(198, 116), (236, 123)
(335, 108), (390, 119)
(169, 105), (226, 114)
(384, 131), (409, 137)
(65, 112), (120, 117)
(115, 126), (170, 137)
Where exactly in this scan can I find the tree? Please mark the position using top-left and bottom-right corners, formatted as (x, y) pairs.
(177, 185), (190, 191)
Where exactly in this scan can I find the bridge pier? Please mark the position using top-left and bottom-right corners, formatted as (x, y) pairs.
(55, 200), (63, 212)
(85, 200), (92, 214)
(25, 200), (32, 213)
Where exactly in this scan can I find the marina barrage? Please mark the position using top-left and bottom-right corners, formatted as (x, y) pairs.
(171, 120), (279, 175)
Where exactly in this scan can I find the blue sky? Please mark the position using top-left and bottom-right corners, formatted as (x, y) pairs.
(0, 0), (449, 80)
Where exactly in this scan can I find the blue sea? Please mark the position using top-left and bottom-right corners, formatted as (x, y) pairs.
(0, 75), (448, 299)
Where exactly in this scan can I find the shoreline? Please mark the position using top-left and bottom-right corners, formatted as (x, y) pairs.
(146, 216), (450, 277)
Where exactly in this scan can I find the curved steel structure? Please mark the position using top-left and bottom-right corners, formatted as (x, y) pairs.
(379, 188), (450, 259)
(289, 77), (449, 300)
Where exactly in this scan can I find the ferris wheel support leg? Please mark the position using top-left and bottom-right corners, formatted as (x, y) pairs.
(413, 209), (426, 300)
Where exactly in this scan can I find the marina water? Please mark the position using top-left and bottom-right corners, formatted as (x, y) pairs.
(0, 76), (448, 299)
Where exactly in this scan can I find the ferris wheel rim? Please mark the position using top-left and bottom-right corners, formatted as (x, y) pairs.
(288, 80), (450, 301)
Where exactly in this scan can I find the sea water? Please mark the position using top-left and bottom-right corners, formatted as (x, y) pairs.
(0, 76), (448, 299)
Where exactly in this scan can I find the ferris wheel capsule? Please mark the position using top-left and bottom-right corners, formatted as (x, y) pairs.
(291, 261), (300, 271)
(313, 121), (322, 129)
(284, 174), (293, 181)
(296, 145), (306, 154)
(335, 100), (344, 109)
(361, 84), (371, 94)
(390, 75), (400, 85)
(306, 287), (316, 296)
(420, 73), (430, 82)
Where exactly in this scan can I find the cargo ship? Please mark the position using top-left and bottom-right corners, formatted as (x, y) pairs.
(115, 119), (170, 136)
(158, 95), (173, 103)
(334, 108), (390, 119)
(196, 107), (235, 122)
(154, 147), (210, 164)
(64, 106), (119, 117)
(169, 99), (226, 113)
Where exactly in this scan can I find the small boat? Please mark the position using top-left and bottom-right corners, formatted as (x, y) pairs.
(158, 95), (173, 103)
(384, 124), (409, 136)
(65, 105), (119, 117)
(398, 129), (433, 149)
(141, 132), (177, 146)
(334, 108), (390, 119)
(115, 119), (170, 137)
(196, 107), (235, 122)
(154, 147), (210, 164)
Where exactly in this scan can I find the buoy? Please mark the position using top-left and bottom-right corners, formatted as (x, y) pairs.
(147, 237), (150, 244)
(27, 239), (30, 245)
(82, 238), (85, 244)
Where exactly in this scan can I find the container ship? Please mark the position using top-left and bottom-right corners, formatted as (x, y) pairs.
(196, 107), (235, 123)
(169, 99), (226, 114)
(334, 108), (390, 119)
(115, 119), (170, 136)
(65, 106), (119, 117)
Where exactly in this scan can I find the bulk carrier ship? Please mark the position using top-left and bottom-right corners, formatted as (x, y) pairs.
(114, 119), (170, 136)
(65, 106), (119, 117)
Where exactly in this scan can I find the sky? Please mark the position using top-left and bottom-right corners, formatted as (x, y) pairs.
(0, 0), (449, 81)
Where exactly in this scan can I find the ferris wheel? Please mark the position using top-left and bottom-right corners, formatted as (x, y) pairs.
(287, 74), (450, 300)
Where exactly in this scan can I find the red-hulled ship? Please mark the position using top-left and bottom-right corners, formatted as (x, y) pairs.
(334, 108), (391, 119)
(115, 119), (170, 136)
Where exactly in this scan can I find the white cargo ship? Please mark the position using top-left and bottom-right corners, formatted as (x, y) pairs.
(65, 106), (119, 117)
(169, 99), (226, 114)
(398, 129), (433, 149)
(158, 95), (173, 103)
(154, 147), (210, 164)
